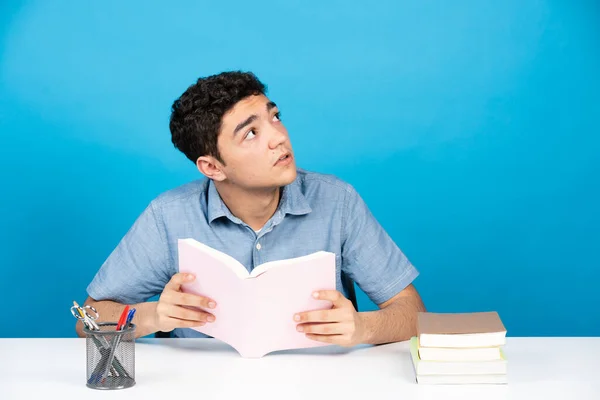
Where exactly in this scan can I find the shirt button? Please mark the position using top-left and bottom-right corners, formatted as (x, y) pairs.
(256, 243), (261, 250)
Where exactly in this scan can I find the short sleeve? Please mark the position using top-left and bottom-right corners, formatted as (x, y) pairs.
(87, 201), (174, 304)
(341, 185), (419, 305)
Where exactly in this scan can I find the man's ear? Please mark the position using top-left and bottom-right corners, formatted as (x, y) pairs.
(196, 156), (226, 181)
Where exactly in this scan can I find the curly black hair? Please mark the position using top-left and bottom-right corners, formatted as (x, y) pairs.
(169, 71), (267, 165)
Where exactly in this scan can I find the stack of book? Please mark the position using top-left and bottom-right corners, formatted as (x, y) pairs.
(409, 311), (508, 385)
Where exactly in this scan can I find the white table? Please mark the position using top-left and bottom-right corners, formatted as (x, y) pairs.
(1, 337), (598, 399)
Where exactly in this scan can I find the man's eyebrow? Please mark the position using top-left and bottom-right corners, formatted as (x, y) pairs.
(233, 102), (278, 136)
(233, 115), (257, 136)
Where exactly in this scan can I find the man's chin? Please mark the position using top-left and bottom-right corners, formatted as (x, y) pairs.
(244, 167), (297, 190)
(279, 166), (297, 185)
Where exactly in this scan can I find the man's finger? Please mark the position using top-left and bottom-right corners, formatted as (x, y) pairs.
(172, 291), (217, 310)
(164, 272), (195, 292)
(297, 322), (348, 335)
(312, 290), (348, 307)
(294, 308), (345, 323)
(168, 304), (215, 323)
(174, 319), (207, 329)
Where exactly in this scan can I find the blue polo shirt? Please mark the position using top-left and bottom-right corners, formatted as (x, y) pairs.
(87, 168), (419, 338)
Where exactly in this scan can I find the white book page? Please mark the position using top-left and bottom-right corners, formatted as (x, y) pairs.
(181, 238), (250, 279)
(249, 251), (330, 278)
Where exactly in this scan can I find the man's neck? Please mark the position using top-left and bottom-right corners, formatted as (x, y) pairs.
(213, 181), (282, 231)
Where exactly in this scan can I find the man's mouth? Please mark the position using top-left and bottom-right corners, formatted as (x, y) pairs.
(275, 152), (292, 165)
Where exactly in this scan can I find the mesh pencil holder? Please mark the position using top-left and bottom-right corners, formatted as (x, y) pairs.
(83, 322), (136, 390)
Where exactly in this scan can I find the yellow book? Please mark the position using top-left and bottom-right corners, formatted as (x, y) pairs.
(416, 336), (503, 361)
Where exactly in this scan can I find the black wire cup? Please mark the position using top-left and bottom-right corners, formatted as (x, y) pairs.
(83, 322), (136, 390)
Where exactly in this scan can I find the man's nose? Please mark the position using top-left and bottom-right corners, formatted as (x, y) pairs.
(268, 126), (288, 149)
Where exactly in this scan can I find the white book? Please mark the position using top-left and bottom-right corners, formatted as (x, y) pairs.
(416, 374), (508, 385)
(417, 337), (503, 361)
(410, 337), (507, 376)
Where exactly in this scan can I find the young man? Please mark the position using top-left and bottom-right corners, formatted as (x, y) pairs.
(77, 71), (426, 347)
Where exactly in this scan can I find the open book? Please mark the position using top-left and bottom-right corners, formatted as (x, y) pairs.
(177, 238), (337, 358)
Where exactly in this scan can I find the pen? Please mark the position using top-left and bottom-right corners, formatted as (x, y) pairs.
(116, 305), (130, 331)
(100, 306), (133, 382)
(125, 309), (136, 329)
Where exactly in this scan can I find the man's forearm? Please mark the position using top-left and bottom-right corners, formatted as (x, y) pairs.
(75, 298), (159, 339)
(359, 292), (426, 345)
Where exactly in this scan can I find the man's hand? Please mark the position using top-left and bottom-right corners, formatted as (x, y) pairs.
(154, 273), (217, 332)
(293, 290), (368, 347)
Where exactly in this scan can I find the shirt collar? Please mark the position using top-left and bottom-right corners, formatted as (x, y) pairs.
(277, 175), (312, 217)
(207, 174), (312, 224)
(207, 179), (230, 223)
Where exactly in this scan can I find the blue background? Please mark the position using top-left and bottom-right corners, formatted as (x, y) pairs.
(1, 1), (598, 338)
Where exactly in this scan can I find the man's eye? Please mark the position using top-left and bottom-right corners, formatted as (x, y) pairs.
(273, 112), (281, 122)
(245, 130), (256, 140)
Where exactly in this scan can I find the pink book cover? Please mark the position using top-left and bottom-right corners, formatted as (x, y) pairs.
(177, 238), (337, 358)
